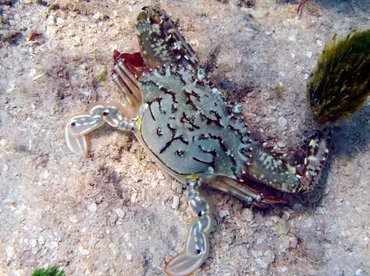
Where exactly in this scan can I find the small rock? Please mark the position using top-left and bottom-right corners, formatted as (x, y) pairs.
(95, 195), (104, 204)
(78, 245), (89, 255)
(277, 141), (286, 148)
(288, 35), (296, 42)
(93, 12), (101, 20)
(41, 170), (49, 179)
(219, 210), (229, 219)
(242, 208), (254, 222)
(73, 36), (82, 46)
(29, 239), (37, 248)
(156, 171), (165, 180)
(115, 208), (125, 218)
(69, 215), (78, 223)
(38, 237), (45, 245)
(130, 192), (137, 203)
(87, 202), (97, 213)
(278, 117), (287, 128)
(88, 237), (97, 247)
(255, 249), (275, 269)
(109, 243), (118, 257)
(6, 246), (15, 257)
(171, 196), (180, 210)
(256, 237), (265, 245)
(56, 17), (65, 27)
(126, 251), (132, 260)
(50, 241), (59, 249)
(275, 223), (289, 235)
(289, 236), (298, 249)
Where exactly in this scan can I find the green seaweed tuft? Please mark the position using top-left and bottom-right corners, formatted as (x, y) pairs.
(307, 29), (370, 126)
(32, 265), (65, 276)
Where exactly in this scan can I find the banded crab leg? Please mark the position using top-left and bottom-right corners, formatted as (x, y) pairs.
(205, 175), (289, 208)
(165, 179), (212, 276)
(65, 50), (145, 156)
(65, 103), (132, 156)
(244, 131), (331, 194)
(164, 175), (286, 275)
(112, 50), (144, 112)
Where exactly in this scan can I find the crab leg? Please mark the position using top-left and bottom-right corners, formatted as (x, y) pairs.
(112, 51), (143, 111)
(165, 179), (212, 276)
(65, 103), (131, 156)
(245, 131), (331, 194)
(205, 175), (288, 207)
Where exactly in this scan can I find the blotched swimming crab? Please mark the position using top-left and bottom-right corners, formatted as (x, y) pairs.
(65, 6), (330, 275)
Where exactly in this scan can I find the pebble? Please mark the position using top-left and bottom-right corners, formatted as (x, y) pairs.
(29, 239), (37, 248)
(255, 249), (275, 269)
(171, 180), (182, 193)
(219, 210), (229, 218)
(126, 251), (132, 260)
(73, 36), (82, 46)
(115, 208), (125, 218)
(69, 215), (78, 223)
(6, 245), (15, 257)
(78, 245), (89, 255)
(95, 195), (104, 204)
(109, 243), (118, 257)
(156, 171), (165, 180)
(93, 12), (102, 20)
(171, 196), (180, 210)
(56, 17), (65, 27)
(275, 223), (289, 235)
(256, 237), (265, 245)
(87, 202), (97, 213)
(278, 116), (287, 128)
(289, 236), (298, 249)
(38, 236), (45, 245)
(242, 208), (254, 222)
(130, 192), (137, 203)
(277, 141), (286, 148)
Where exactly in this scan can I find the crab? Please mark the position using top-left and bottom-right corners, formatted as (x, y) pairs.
(64, 6), (330, 276)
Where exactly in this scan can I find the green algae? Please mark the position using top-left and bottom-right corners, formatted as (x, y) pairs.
(307, 29), (370, 126)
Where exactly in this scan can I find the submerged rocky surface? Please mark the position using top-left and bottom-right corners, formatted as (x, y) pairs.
(0, 0), (369, 275)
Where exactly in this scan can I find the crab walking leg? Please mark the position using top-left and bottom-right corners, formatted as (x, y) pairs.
(164, 179), (212, 276)
(112, 58), (143, 111)
(65, 103), (130, 156)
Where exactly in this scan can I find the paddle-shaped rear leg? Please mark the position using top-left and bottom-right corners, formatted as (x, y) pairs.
(164, 179), (212, 276)
(65, 103), (132, 156)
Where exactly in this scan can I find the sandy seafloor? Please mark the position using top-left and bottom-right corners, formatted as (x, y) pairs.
(0, 0), (369, 275)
